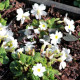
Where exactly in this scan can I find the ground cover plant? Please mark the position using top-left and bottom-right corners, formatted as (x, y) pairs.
(0, 0), (80, 80)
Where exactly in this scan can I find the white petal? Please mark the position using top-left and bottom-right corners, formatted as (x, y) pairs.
(39, 4), (46, 10)
(23, 11), (30, 17)
(17, 8), (23, 15)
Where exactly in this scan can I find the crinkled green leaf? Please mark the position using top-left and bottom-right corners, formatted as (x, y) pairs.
(10, 60), (23, 76)
(63, 33), (78, 41)
(32, 19), (39, 27)
(0, 2), (5, 10)
(5, 0), (9, 9)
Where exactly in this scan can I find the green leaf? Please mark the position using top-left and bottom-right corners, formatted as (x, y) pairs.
(11, 53), (19, 60)
(27, 72), (40, 80)
(3, 56), (9, 64)
(0, 47), (6, 57)
(78, 32), (80, 36)
(5, 0), (9, 9)
(0, 2), (5, 10)
(0, 18), (7, 25)
(10, 60), (23, 76)
(19, 74), (28, 80)
(63, 33), (78, 41)
(0, 56), (9, 64)
(20, 54), (27, 63)
(32, 19), (39, 27)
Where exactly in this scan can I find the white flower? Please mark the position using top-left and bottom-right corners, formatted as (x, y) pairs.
(16, 8), (30, 24)
(65, 23), (75, 34)
(0, 23), (8, 31)
(31, 3), (47, 19)
(64, 14), (75, 34)
(17, 48), (24, 53)
(27, 25), (33, 29)
(34, 29), (40, 34)
(24, 29), (34, 39)
(39, 21), (47, 30)
(25, 41), (36, 52)
(2, 36), (18, 52)
(61, 48), (72, 62)
(32, 63), (46, 77)
(50, 31), (63, 45)
(5, 29), (13, 37)
(59, 61), (66, 70)
(40, 39), (49, 46)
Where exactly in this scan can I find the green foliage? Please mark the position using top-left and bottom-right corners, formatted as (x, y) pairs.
(46, 18), (61, 29)
(0, 0), (10, 10)
(0, 14), (7, 25)
(31, 19), (39, 27)
(74, 0), (80, 7)
(63, 33), (78, 41)
(10, 60), (23, 76)
(10, 52), (59, 80)
(0, 47), (9, 64)
(78, 32), (80, 36)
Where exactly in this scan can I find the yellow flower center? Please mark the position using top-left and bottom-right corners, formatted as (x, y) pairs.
(0, 27), (2, 30)
(42, 24), (45, 27)
(7, 41), (13, 47)
(37, 68), (41, 72)
(37, 10), (40, 15)
(55, 35), (58, 39)
(69, 25), (71, 28)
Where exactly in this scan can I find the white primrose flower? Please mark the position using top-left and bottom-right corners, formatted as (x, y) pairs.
(59, 61), (66, 70)
(5, 29), (13, 37)
(61, 48), (72, 62)
(25, 41), (36, 52)
(59, 48), (72, 70)
(32, 63), (46, 77)
(31, 3), (47, 19)
(64, 14), (75, 34)
(40, 39), (50, 46)
(34, 28), (40, 34)
(50, 31), (63, 45)
(0, 23), (8, 31)
(39, 21), (47, 30)
(24, 29), (34, 39)
(59, 52), (67, 70)
(17, 48), (24, 53)
(16, 8), (30, 24)
(2, 36), (18, 52)
(27, 25), (33, 29)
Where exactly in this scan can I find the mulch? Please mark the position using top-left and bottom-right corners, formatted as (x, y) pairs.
(0, 0), (80, 80)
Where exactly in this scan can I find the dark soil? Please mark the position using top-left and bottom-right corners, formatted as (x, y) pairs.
(0, 0), (80, 80)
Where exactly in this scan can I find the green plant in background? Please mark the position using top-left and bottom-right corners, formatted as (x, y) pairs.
(74, 0), (80, 7)
(0, 0), (10, 10)
(10, 52), (59, 80)
(0, 14), (7, 25)
(0, 47), (9, 64)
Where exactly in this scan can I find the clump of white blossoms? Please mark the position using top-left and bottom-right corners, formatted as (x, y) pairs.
(16, 8), (30, 24)
(39, 21), (47, 30)
(0, 23), (8, 31)
(0, 24), (13, 41)
(59, 48), (72, 70)
(34, 28), (40, 34)
(17, 48), (24, 53)
(31, 3), (47, 19)
(50, 31), (63, 45)
(25, 41), (36, 52)
(2, 36), (18, 52)
(64, 14), (75, 34)
(24, 29), (34, 39)
(32, 63), (46, 77)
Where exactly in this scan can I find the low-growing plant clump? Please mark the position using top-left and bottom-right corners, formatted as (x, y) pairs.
(0, 1), (80, 80)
